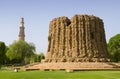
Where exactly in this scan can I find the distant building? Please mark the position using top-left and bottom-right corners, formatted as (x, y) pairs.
(18, 18), (25, 41)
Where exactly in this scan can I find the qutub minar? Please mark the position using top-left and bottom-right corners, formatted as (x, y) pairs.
(18, 17), (25, 41)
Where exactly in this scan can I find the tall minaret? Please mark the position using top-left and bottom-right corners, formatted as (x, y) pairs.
(18, 17), (25, 41)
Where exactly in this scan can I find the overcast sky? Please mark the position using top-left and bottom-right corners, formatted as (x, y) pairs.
(0, 0), (120, 54)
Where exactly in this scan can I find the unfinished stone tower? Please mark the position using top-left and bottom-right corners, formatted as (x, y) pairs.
(45, 14), (110, 62)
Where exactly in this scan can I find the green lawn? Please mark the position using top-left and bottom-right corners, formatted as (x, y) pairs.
(0, 70), (120, 79)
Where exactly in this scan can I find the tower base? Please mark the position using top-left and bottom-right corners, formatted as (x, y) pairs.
(24, 62), (120, 71)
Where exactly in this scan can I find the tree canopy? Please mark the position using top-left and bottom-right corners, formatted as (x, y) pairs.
(6, 40), (35, 64)
(34, 53), (45, 62)
(0, 41), (6, 65)
(108, 34), (120, 62)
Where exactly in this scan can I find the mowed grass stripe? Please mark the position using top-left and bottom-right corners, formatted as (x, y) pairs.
(0, 70), (120, 79)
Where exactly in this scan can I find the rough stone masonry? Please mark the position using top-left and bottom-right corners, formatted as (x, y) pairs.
(45, 14), (110, 62)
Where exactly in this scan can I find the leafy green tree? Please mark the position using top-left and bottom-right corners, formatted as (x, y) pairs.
(0, 41), (6, 68)
(39, 53), (45, 61)
(108, 34), (120, 62)
(6, 40), (35, 65)
(34, 53), (45, 62)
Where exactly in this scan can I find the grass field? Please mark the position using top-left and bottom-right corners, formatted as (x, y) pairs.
(0, 70), (120, 79)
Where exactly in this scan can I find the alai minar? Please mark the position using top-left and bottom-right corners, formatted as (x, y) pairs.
(45, 14), (110, 62)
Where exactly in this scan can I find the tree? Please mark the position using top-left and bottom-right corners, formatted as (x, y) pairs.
(6, 40), (35, 65)
(39, 53), (45, 61)
(0, 41), (6, 68)
(24, 42), (36, 64)
(34, 53), (45, 62)
(108, 34), (120, 62)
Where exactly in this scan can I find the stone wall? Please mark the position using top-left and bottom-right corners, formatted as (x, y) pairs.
(45, 14), (110, 62)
